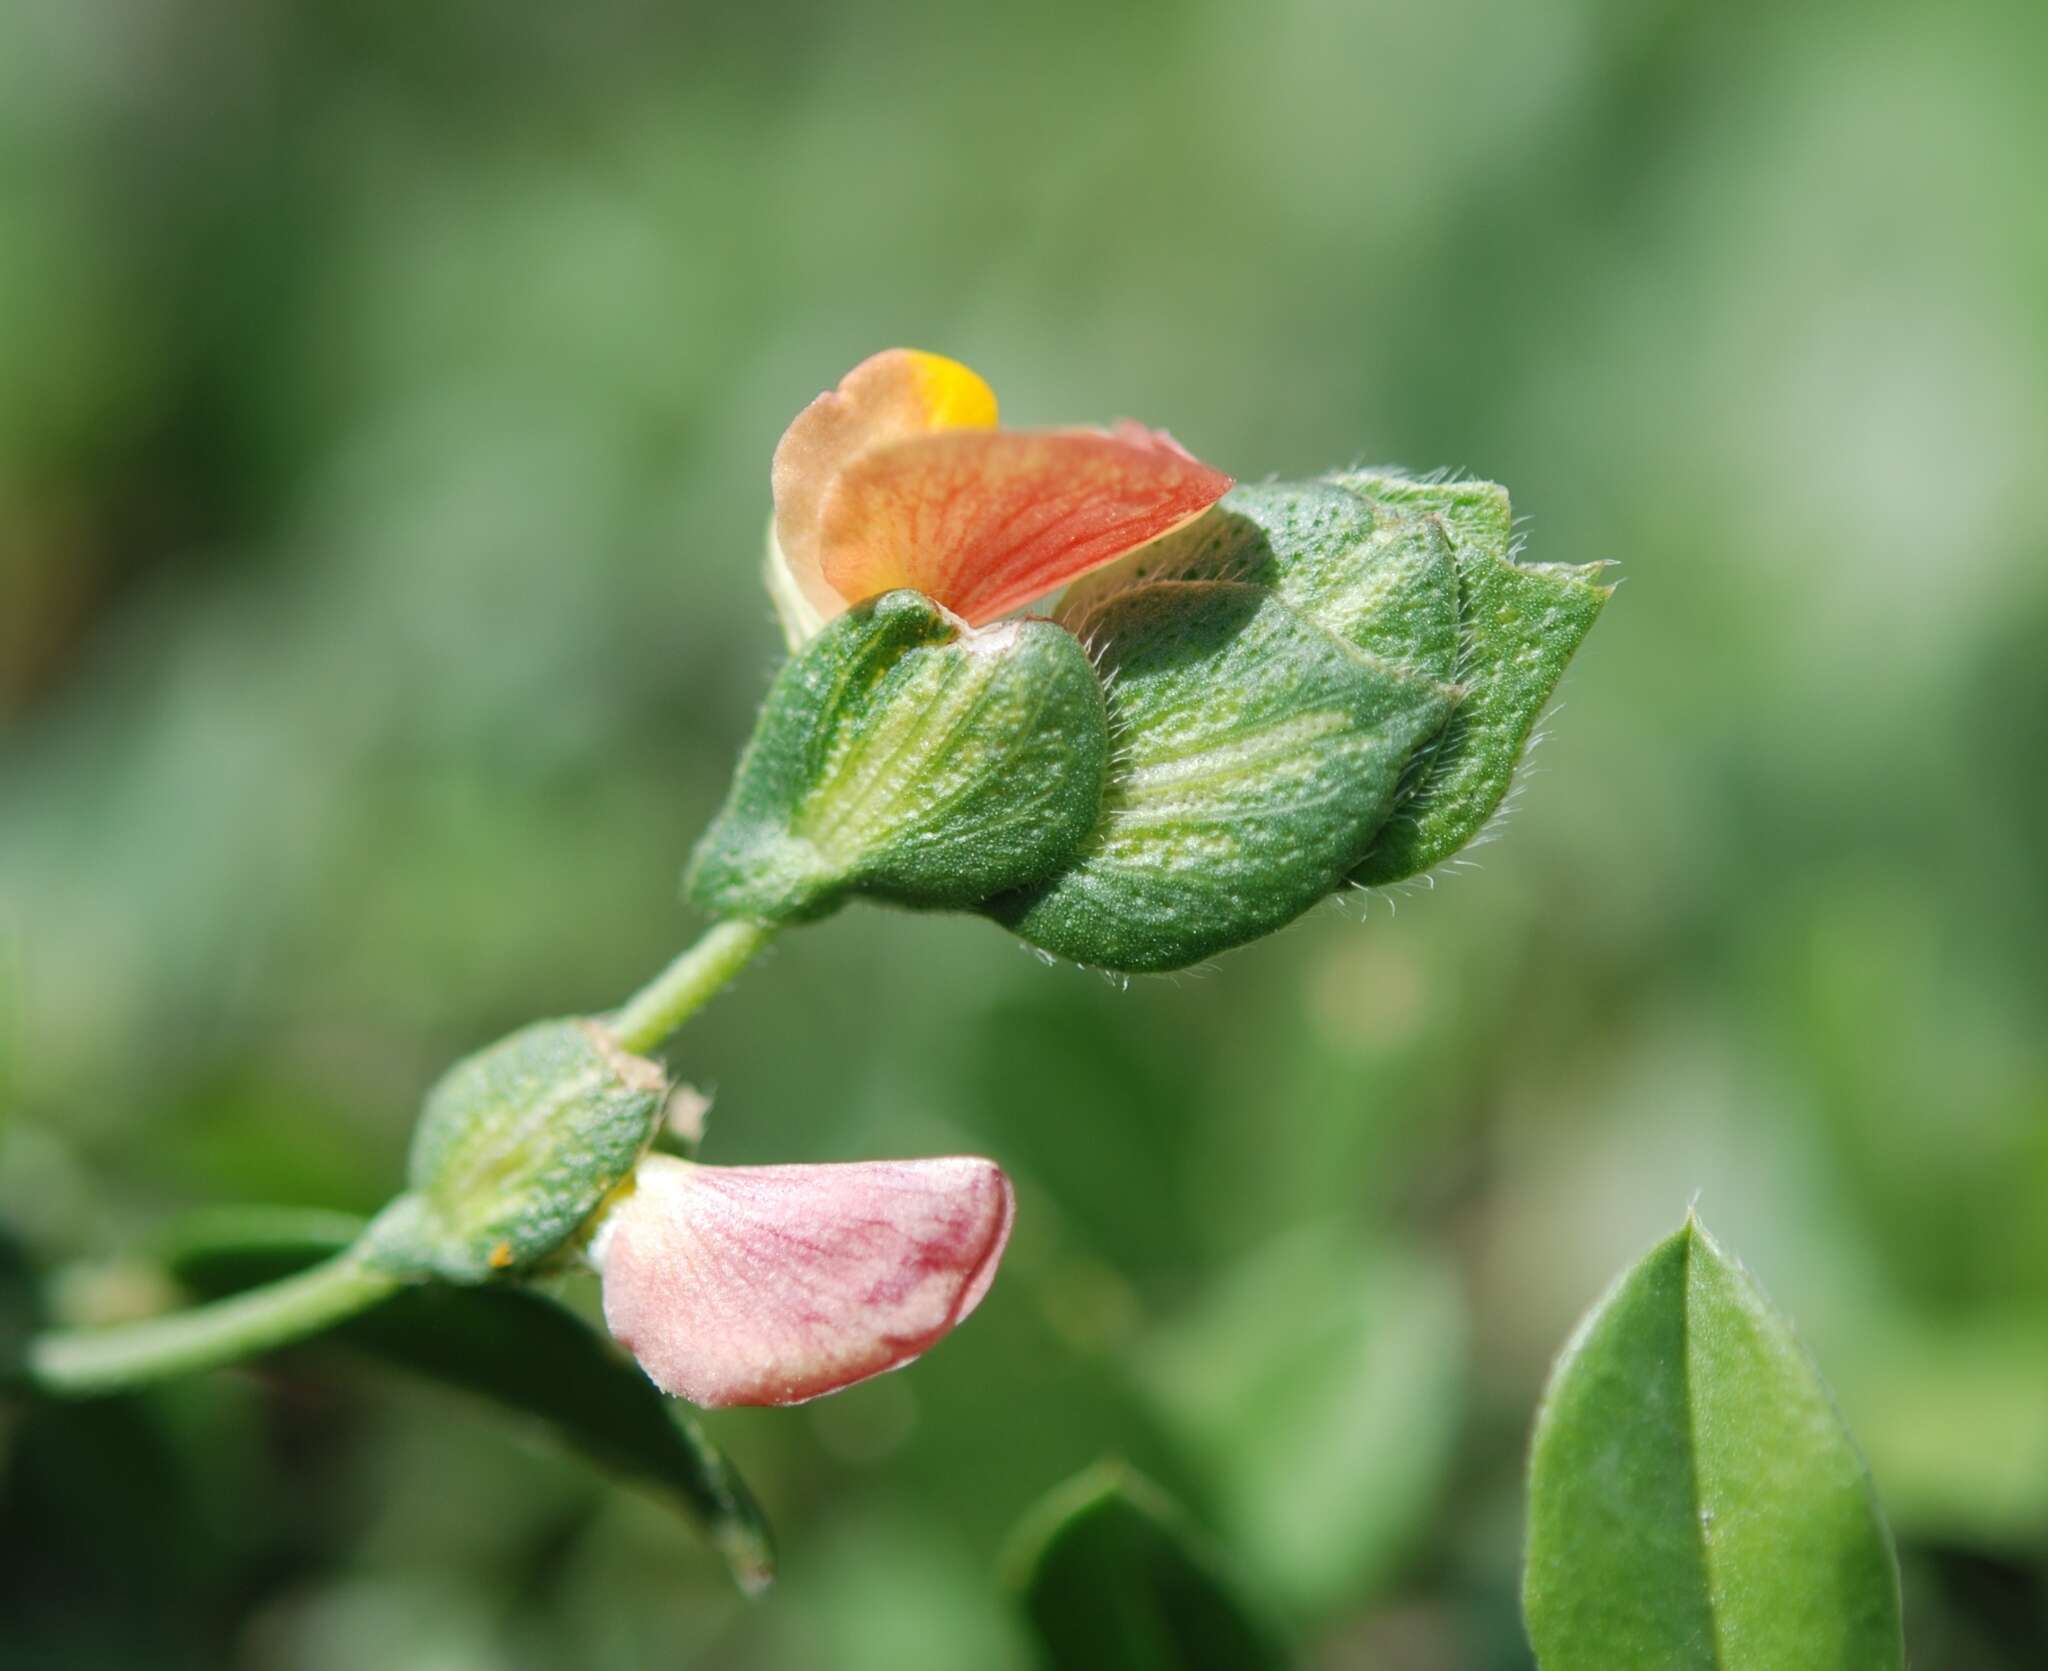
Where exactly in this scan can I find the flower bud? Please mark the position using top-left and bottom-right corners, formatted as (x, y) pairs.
(1332, 473), (1610, 886)
(588, 1153), (1014, 1407)
(710, 462), (1604, 972)
(977, 473), (1610, 967)
(375, 1019), (667, 1283)
(1063, 477), (1461, 682)
(685, 589), (1108, 922)
(989, 577), (1456, 972)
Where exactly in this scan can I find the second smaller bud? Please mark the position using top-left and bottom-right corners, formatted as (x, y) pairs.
(373, 1018), (669, 1283)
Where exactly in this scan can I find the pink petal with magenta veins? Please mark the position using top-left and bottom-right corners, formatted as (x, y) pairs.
(815, 426), (1232, 626)
(594, 1153), (1015, 1408)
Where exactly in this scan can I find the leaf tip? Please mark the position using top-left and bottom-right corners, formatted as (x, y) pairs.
(716, 1522), (778, 1598)
(997, 1456), (1137, 1592)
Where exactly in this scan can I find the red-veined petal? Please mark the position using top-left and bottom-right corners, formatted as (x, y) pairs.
(594, 1153), (1014, 1408)
(815, 427), (1233, 625)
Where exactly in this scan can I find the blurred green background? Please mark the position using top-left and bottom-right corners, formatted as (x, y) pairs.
(3, 0), (2044, 1666)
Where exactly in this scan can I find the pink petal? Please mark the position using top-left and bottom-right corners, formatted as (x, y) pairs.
(815, 428), (1234, 625)
(595, 1153), (1015, 1408)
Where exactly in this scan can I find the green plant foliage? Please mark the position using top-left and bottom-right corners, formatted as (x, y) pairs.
(995, 472), (1602, 968)
(1523, 1215), (1904, 1670)
(2, 1), (2040, 1663)
(686, 589), (1109, 921)
(1337, 473), (1610, 887)
(0, 1228), (36, 1384)
(382, 1020), (666, 1283)
(161, 1207), (776, 1594)
(1134, 1225), (1466, 1615)
(1004, 1462), (1290, 1671)
(1062, 471), (1608, 896)
(1059, 480), (1462, 682)
(698, 475), (1602, 973)
(993, 581), (1454, 971)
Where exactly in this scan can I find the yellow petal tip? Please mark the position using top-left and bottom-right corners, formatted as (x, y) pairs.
(900, 349), (999, 431)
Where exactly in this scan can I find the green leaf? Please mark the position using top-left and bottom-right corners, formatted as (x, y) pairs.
(686, 588), (1108, 922)
(1135, 1225), (1467, 1615)
(1337, 472), (1610, 887)
(993, 581), (1453, 971)
(160, 1207), (776, 1594)
(1004, 1461), (1291, 1671)
(377, 1018), (667, 1283)
(1523, 1215), (1903, 1671)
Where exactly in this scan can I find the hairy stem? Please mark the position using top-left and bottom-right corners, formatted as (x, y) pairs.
(609, 919), (774, 1055)
(30, 922), (772, 1397)
(29, 1247), (401, 1396)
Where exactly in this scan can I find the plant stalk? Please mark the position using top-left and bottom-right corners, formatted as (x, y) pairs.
(29, 1246), (401, 1396)
(609, 919), (774, 1054)
(30, 921), (772, 1397)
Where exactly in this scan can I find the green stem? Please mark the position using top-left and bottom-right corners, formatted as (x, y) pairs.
(609, 919), (774, 1054)
(30, 923), (772, 1398)
(30, 1247), (401, 1397)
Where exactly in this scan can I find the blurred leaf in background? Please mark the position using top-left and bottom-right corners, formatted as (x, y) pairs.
(165, 1207), (776, 1594)
(1136, 1224), (1466, 1618)
(3, 0), (2045, 1666)
(1007, 1462), (1291, 1671)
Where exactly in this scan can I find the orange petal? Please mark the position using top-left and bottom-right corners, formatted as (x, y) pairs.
(815, 428), (1234, 625)
(772, 350), (998, 623)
